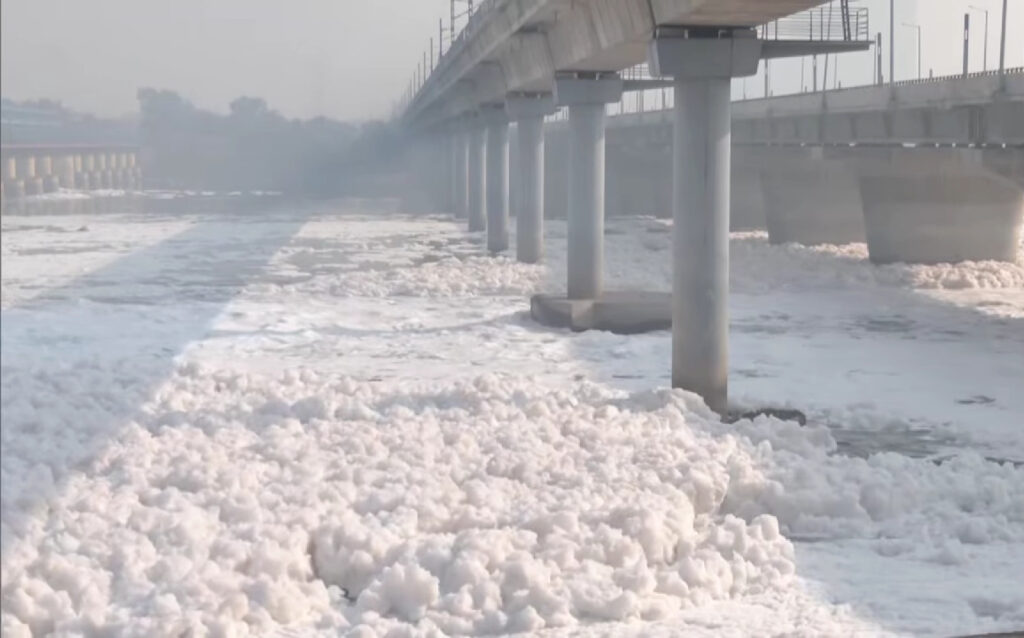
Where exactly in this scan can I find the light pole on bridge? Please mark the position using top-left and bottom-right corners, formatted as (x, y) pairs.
(889, 0), (894, 83)
(999, 0), (1008, 78)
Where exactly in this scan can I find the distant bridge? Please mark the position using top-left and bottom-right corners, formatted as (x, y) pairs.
(1, 143), (142, 199)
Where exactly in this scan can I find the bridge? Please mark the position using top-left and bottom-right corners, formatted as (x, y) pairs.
(1, 144), (142, 201)
(600, 67), (1024, 258)
(397, 0), (1023, 415)
(0, 103), (143, 205)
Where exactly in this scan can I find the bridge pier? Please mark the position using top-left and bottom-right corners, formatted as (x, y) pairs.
(17, 156), (44, 196)
(467, 119), (487, 232)
(56, 155), (76, 189)
(670, 76), (733, 415)
(74, 155), (88, 189)
(3, 156), (24, 204)
(452, 130), (468, 219)
(860, 148), (1024, 264)
(35, 156), (59, 193)
(649, 28), (772, 416)
(555, 73), (623, 299)
(507, 93), (556, 264)
(93, 154), (108, 189)
(483, 107), (510, 252)
(128, 154), (142, 191)
(108, 154), (122, 189)
(761, 147), (865, 246)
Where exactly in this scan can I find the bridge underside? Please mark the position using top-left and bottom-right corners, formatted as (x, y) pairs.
(407, 0), (834, 128)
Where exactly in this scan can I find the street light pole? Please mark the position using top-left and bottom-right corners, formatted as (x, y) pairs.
(963, 13), (971, 77)
(903, 22), (921, 79)
(999, 0), (1008, 77)
(889, 0), (895, 83)
(970, 5), (989, 71)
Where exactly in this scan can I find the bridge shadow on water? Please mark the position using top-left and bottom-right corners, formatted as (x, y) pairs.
(0, 205), (313, 548)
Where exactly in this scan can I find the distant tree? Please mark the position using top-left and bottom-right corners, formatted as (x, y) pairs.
(137, 87), (373, 195)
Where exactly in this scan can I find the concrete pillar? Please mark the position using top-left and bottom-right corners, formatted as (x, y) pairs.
(16, 156), (43, 195)
(110, 153), (124, 188)
(57, 155), (76, 189)
(453, 130), (469, 220)
(507, 93), (556, 264)
(649, 29), (763, 416)
(567, 103), (605, 297)
(670, 77), (732, 415)
(483, 107), (510, 253)
(2, 156), (22, 201)
(37, 156), (60, 192)
(554, 74), (623, 300)
(543, 125), (569, 220)
(80, 154), (97, 190)
(467, 122), (487, 232)
(93, 152), (109, 189)
(761, 148), (865, 245)
(15, 156), (36, 182)
(516, 118), (544, 263)
(508, 123), (520, 233)
(860, 148), (1024, 264)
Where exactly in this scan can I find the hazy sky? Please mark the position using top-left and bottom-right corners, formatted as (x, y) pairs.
(1, 0), (453, 121)
(2, 0), (1020, 122)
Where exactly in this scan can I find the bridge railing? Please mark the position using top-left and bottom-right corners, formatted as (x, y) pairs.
(760, 2), (870, 43)
(888, 66), (1024, 87)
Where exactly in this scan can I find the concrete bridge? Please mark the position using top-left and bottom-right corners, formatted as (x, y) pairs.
(397, 0), (1022, 415)
(597, 67), (1024, 261)
(1, 144), (142, 201)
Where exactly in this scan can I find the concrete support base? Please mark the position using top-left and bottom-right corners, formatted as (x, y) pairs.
(861, 151), (1024, 264)
(762, 151), (865, 245)
(530, 291), (670, 334)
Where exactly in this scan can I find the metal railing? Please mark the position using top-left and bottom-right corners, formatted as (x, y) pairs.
(759, 2), (870, 42)
(402, 0), (886, 121)
(889, 65), (1023, 87)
